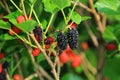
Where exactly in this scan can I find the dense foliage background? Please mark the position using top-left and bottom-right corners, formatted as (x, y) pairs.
(0, 0), (120, 80)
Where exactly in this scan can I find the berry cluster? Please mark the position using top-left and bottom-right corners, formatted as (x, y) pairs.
(57, 28), (78, 50)
(33, 26), (43, 42)
(59, 46), (82, 68)
(57, 32), (68, 50)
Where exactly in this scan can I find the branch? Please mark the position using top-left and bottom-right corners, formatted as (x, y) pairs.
(71, 1), (92, 13)
(84, 21), (99, 47)
(30, 33), (59, 80)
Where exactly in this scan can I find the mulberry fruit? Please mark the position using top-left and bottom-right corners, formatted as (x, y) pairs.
(67, 28), (78, 49)
(33, 26), (42, 42)
(57, 32), (67, 50)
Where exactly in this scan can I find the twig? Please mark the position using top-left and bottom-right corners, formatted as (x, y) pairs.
(25, 73), (37, 80)
(71, 1), (92, 13)
(24, 43), (44, 80)
(84, 21), (99, 47)
(37, 65), (53, 80)
(81, 52), (97, 75)
(81, 53), (95, 80)
(30, 33), (59, 80)
(14, 54), (24, 80)
(2, 0), (11, 13)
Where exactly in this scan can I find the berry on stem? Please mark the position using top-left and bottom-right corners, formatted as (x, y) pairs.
(16, 15), (26, 24)
(59, 51), (69, 64)
(71, 55), (82, 68)
(13, 74), (22, 80)
(57, 32), (68, 50)
(44, 37), (54, 45)
(9, 26), (21, 35)
(67, 28), (78, 49)
(106, 43), (117, 51)
(32, 48), (41, 57)
(0, 53), (5, 60)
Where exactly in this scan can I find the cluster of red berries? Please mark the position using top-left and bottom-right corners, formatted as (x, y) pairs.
(59, 46), (82, 68)
(32, 36), (55, 57)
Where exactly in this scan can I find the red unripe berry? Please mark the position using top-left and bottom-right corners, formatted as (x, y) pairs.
(44, 37), (54, 45)
(45, 45), (50, 49)
(69, 22), (77, 28)
(106, 43), (117, 51)
(0, 64), (3, 73)
(16, 15), (26, 23)
(59, 51), (69, 64)
(9, 26), (21, 35)
(81, 42), (89, 51)
(0, 53), (5, 59)
(32, 48), (41, 57)
(71, 55), (82, 68)
(13, 74), (22, 80)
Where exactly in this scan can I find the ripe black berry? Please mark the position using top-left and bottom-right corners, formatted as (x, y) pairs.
(2, 61), (9, 69)
(57, 32), (67, 50)
(67, 28), (78, 49)
(33, 26), (42, 42)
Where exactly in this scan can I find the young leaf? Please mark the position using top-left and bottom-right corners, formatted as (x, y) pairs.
(0, 20), (11, 30)
(71, 11), (82, 24)
(42, 0), (59, 13)
(15, 20), (37, 33)
(52, 0), (71, 9)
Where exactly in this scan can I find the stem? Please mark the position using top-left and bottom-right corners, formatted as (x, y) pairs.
(33, 9), (42, 27)
(3, 0), (11, 13)
(67, 0), (78, 23)
(61, 9), (67, 24)
(44, 14), (55, 35)
(10, 0), (22, 13)
(21, 0), (27, 19)
(30, 34), (59, 80)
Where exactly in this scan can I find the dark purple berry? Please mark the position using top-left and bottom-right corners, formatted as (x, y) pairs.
(67, 28), (78, 49)
(57, 32), (67, 50)
(33, 26), (42, 42)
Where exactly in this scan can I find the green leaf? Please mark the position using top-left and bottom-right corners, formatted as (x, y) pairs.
(4, 11), (21, 24)
(94, 0), (120, 15)
(42, 0), (59, 13)
(74, 65), (83, 73)
(15, 20), (37, 33)
(0, 20), (11, 30)
(102, 58), (120, 80)
(61, 73), (83, 80)
(36, 53), (45, 63)
(81, 16), (91, 21)
(71, 11), (82, 24)
(52, 0), (71, 9)
(102, 26), (117, 42)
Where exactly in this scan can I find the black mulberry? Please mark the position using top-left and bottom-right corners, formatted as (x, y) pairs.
(33, 26), (42, 42)
(57, 32), (67, 50)
(67, 28), (78, 49)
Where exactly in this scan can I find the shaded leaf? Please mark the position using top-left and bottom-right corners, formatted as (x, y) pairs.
(102, 26), (117, 42)
(0, 20), (11, 30)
